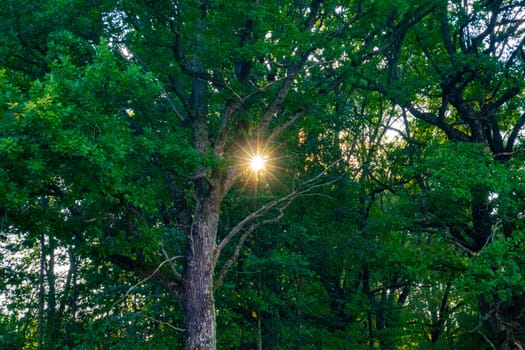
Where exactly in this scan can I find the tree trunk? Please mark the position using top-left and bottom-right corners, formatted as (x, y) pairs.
(37, 232), (46, 350)
(46, 236), (57, 345)
(182, 186), (220, 350)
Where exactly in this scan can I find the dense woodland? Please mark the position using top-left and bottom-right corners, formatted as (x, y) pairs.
(0, 0), (524, 349)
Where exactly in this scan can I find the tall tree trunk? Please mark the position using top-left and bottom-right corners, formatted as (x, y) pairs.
(182, 187), (219, 350)
(37, 232), (46, 350)
(46, 236), (57, 345)
(69, 250), (79, 322)
(181, 0), (219, 346)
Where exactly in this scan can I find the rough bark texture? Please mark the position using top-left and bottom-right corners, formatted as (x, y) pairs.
(182, 179), (220, 350)
(180, 0), (219, 346)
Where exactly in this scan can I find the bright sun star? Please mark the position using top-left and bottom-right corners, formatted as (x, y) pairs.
(250, 155), (267, 171)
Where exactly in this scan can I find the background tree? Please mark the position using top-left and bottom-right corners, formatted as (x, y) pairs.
(359, 0), (525, 347)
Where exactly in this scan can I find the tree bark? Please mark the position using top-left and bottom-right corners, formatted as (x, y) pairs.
(37, 232), (45, 350)
(179, 0), (220, 346)
(182, 185), (220, 350)
(46, 237), (57, 345)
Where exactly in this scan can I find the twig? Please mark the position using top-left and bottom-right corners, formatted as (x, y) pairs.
(214, 202), (291, 290)
(215, 157), (342, 257)
(469, 316), (497, 350)
(112, 255), (183, 309)
(162, 248), (182, 280)
(138, 312), (186, 332)
(213, 158), (344, 283)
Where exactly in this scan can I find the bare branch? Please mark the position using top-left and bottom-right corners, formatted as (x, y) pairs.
(447, 237), (475, 256)
(139, 312), (186, 332)
(469, 317), (498, 350)
(267, 108), (309, 143)
(213, 204), (289, 291)
(112, 255), (184, 309)
(162, 248), (182, 281)
(214, 158), (343, 266)
(213, 230), (251, 291)
(256, 68), (298, 136)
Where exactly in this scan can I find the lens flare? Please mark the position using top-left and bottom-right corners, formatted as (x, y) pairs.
(250, 155), (267, 171)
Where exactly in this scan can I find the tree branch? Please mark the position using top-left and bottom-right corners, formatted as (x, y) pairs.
(505, 112), (525, 153)
(111, 255), (184, 307)
(256, 68), (299, 137)
(214, 99), (242, 158)
(213, 158), (343, 268)
(267, 108), (309, 144)
(213, 203), (290, 291)
(139, 312), (186, 332)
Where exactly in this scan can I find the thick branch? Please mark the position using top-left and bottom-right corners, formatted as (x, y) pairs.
(440, 4), (455, 56)
(490, 85), (521, 110)
(405, 101), (470, 142)
(506, 112), (525, 153)
(469, 0), (501, 51)
(214, 99), (243, 158)
(267, 108), (309, 143)
(256, 68), (298, 137)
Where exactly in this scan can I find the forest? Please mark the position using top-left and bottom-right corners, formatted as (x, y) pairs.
(0, 0), (524, 349)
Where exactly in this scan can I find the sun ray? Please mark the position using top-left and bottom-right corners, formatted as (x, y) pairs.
(233, 138), (290, 197)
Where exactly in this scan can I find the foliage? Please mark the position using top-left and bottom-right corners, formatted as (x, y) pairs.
(1, 0), (525, 349)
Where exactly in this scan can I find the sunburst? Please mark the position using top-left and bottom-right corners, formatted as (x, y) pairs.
(250, 154), (267, 172)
